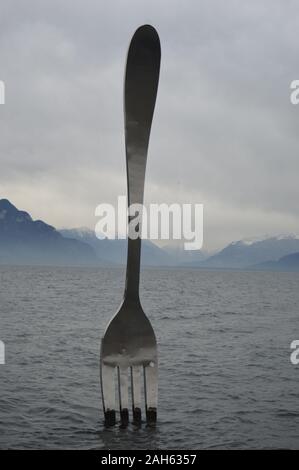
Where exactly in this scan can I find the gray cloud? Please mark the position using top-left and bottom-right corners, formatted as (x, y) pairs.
(0, 0), (299, 250)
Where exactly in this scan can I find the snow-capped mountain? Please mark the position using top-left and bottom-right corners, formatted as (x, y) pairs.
(200, 234), (299, 269)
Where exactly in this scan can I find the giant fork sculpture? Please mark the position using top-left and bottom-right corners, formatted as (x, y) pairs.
(100, 25), (161, 427)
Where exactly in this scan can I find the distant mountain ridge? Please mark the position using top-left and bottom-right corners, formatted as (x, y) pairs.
(198, 235), (299, 269)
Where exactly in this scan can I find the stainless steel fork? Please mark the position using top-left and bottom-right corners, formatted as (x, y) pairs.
(100, 25), (161, 427)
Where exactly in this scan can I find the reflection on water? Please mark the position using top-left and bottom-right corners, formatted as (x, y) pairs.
(100, 425), (159, 450)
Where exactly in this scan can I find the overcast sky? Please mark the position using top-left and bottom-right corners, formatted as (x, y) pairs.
(0, 0), (299, 250)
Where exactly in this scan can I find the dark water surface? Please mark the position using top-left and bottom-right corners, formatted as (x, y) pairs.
(1, 266), (299, 449)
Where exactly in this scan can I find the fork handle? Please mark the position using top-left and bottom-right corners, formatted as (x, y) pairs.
(124, 25), (161, 300)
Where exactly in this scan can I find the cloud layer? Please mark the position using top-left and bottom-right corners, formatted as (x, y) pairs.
(1, 0), (299, 250)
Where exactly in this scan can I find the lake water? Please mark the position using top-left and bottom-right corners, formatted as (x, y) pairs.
(0, 266), (299, 449)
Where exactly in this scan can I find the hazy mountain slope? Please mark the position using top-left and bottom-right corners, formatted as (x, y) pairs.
(0, 199), (96, 266)
(60, 228), (175, 266)
(253, 251), (299, 271)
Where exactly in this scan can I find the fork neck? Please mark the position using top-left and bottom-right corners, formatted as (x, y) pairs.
(124, 235), (142, 301)
(124, 153), (147, 302)
(123, 132), (148, 301)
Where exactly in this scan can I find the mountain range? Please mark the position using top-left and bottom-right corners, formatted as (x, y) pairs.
(1, 198), (299, 270)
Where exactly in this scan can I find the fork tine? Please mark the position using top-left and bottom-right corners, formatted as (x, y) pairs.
(144, 362), (158, 425)
(100, 364), (116, 426)
(118, 366), (129, 426)
(131, 366), (142, 424)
